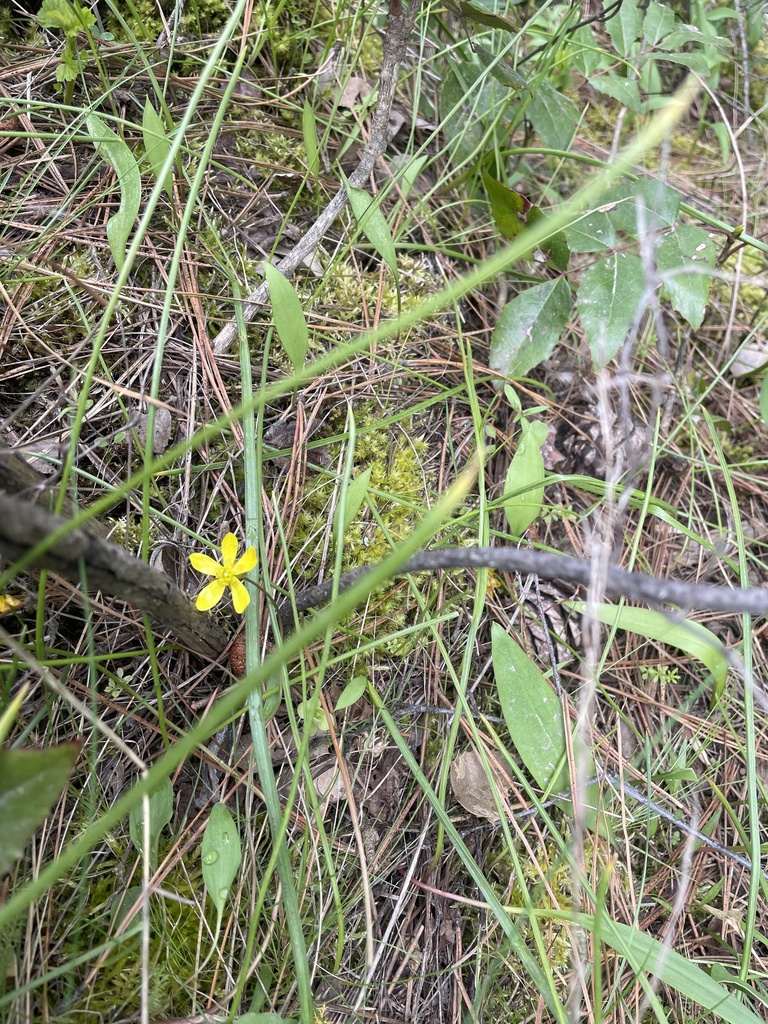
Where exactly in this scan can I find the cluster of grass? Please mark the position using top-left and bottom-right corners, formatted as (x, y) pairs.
(2, 0), (768, 1021)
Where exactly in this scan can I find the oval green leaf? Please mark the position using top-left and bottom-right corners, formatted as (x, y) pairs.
(201, 802), (242, 923)
(492, 623), (568, 793)
(263, 262), (308, 371)
(502, 418), (549, 537)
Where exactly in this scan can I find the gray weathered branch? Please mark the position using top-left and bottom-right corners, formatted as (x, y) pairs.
(0, 492), (228, 658)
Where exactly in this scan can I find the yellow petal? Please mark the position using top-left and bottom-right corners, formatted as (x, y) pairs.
(232, 546), (257, 576)
(229, 576), (251, 614)
(195, 579), (227, 611)
(189, 552), (223, 576)
(221, 532), (239, 567)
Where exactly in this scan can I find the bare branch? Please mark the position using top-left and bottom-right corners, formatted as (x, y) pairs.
(0, 492), (228, 658)
(279, 544), (768, 631)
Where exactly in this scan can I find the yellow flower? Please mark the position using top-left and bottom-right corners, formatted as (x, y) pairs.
(189, 533), (257, 614)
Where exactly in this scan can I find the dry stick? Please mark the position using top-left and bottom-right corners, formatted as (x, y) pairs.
(278, 545), (768, 632)
(0, 492), (228, 659)
(210, 0), (423, 356)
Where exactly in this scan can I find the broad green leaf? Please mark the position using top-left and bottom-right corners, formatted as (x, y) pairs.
(585, 914), (767, 1024)
(129, 776), (173, 872)
(337, 465), (372, 535)
(141, 98), (173, 201)
(526, 205), (570, 270)
(346, 180), (398, 279)
(651, 50), (716, 75)
(576, 252), (645, 366)
(336, 675), (368, 711)
(602, 180), (681, 236)
(0, 743), (79, 875)
(590, 76), (642, 112)
(491, 278), (572, 379)
(656, 225), (716, 329)
(492, 624), (568, 793)
(85, 112), (142, 271)
(527, 79), (578, 151)
(201, 802), (242, 939)
(482, 168), (530, 240)
(502, 418), (549, 537)
(301, 98), (320, 179)
(566, 210), (617, 253)
(642, 1), (677, 46)
(570, 26), (613, 77)
(39, 0), (95, 36)
(263, 262), (308, 371)
(566, 602), (729, 697)
(439, 55), (507, 163)
(473, 45), (528, 91)
(483, 170), (569, 267)
(607, 0), (642, 56)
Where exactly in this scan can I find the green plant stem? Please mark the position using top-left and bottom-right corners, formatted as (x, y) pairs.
(235, 298), (313, 1024)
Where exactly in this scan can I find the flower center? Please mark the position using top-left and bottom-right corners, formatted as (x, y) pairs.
(220, 568), (235, 585)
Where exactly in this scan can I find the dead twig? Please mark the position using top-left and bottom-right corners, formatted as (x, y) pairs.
(210, 0), (423, 356)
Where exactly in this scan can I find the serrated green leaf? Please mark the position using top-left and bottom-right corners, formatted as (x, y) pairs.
(482, 170), (569, 267)
(345, 179), (398, 280)
(85, 112), (141, 272)
(39, 0), (95, 36)
(576, 251), (645, 366)
(336, 675), (368, 712)
(201, 802), (242, 937)
(502, 418), (549, 537)
(128, 776), (173, 872)
(490, 278), (572, 379)
(492, 624), (569, 793)
(0, 743), (79, 876)
(527, 80), (578, 151)
(142, 98), (173, 201)
(566, 602), (729, 698)
(656, 225), (716, 329)
(263, 262), (308, 371)
(302, 98), (320, 179)
(337, 466), (372, 535)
